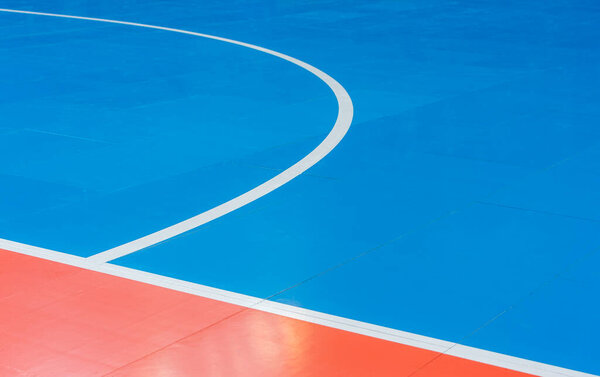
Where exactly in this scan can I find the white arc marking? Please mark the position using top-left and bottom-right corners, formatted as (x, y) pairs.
(3, 9), (595, 377)
(0, 8), (353, 263)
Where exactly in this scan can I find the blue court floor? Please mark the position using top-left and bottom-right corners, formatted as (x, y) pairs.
(1, 1), (599, 375)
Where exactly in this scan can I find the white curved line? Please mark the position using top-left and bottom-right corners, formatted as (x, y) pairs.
(0, 8), (354, 263)
(1, 11), (596, 377)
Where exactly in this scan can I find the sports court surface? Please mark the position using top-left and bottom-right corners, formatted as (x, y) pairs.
(0, 1), (599, 376)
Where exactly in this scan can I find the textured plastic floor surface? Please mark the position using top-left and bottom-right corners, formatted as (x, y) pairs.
(0, 1), (599, 376)
(0, 250), (534, 376)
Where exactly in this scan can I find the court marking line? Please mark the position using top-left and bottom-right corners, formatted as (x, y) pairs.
(0, 239), (596, 377)
(0, 7), (353, 263)
(0, 9), (596, 377)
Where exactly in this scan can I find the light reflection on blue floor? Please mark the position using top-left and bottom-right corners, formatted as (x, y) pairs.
(2, 1), (600, 374)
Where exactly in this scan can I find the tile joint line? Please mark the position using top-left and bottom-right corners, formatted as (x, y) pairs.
(0, 239), (596, 377)
(0, 8), (596, 377)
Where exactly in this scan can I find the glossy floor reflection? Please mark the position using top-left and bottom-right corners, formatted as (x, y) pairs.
(0, 250), (532, 377)
(1, 1), (599, 376)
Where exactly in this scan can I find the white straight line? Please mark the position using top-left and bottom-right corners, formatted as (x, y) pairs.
(256, 302), (595, 377)
(1, 9), (597, 377)
(0, 238), (87, 266)
(0, 8), (354, 263)
(0, 241), (596, 377)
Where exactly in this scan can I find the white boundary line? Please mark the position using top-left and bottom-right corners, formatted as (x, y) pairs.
(0, 238), (596, 377)
(0, 7), (354, 263)
(0, 9), (597, 377)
